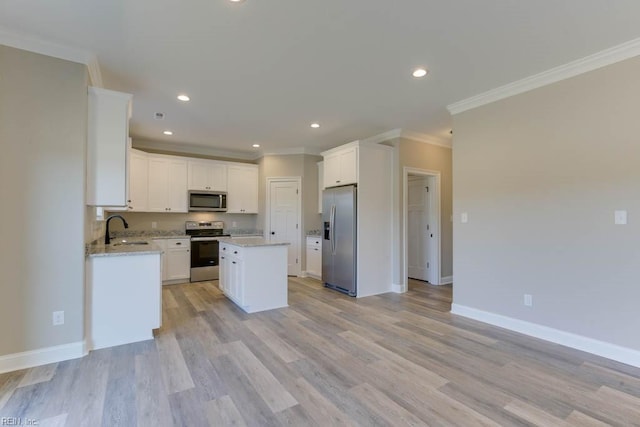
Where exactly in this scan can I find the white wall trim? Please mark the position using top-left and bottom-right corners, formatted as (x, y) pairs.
(0, 26), (103, 87)
(86, 56), (104, 87)
(360, 129), (402, 145)
(265, 177), (303, 277)
(0, 341), (87, 374)
(391, 283), (406, 293)
(447, 37), (640, 115)
(403, 167), (442, 288)
(359, 128), (452, 149)
(400, 130), (452, 149)
(261, 147), (322, 156)
(133, 138), (257, 161)
(451, 304), (640, 368)
(440, 275), (453, 285)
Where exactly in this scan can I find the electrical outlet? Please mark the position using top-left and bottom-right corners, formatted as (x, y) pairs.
(524, 294), (533, 307)
(232, 221), (237, 228)
(151, 221), (157, 229)
(461, 212), (468, 223)
(614, 210), (627, 225)
(53, 311), (65, 326)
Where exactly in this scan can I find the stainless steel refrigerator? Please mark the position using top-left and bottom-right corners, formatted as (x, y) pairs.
(322, 185), (357, 296)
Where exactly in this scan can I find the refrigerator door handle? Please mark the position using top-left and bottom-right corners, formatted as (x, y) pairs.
(331, 204), (336, 254)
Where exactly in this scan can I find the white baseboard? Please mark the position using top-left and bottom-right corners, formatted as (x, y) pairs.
(0, 341), (87, 374)
(304, 271), (322, 280)
(392, 283), (407, 293)
(440, 276), (453, 285)
(451, 304), (640, 368)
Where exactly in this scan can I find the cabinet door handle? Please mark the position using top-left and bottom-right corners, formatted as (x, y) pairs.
(176, 242), (182, 245)
(233, 251), (238, 254)
(232, 261), (236, 264)
(221, 256), (225, 259)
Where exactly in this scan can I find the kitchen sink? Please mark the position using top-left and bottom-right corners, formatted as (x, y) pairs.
(112, 241), (149, 246)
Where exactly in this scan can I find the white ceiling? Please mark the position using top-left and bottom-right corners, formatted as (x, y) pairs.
(2, 1), (640, 156)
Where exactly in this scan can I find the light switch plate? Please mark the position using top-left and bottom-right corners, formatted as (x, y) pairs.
(614, 210), (627, 225)
(461, 212), (468, 223)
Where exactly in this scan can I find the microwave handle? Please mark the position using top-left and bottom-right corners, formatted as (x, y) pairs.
(219, 194), (223, 207)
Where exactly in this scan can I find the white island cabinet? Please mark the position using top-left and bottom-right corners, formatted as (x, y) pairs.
(86, 245), (162, 351)
(219, 238), (289, 313)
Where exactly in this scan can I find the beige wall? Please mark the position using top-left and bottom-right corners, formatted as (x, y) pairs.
(453, 56), (640, 351)
(394, 138), (453, 284)
(0, 46), (87, 356)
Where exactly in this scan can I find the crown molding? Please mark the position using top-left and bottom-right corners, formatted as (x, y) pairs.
(359, 128), (452, 149)
(447, 37), (640, 115)
(132, 139), (258, 161)
(0, 26), (104, 87)
(400, 130), (451, 149)
(86, 56), (104, 87)
(261, 147), (323, 157)
(360, 129), (402, 145)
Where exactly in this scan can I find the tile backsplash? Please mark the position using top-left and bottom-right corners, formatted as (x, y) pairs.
(103, 211), (258, 233)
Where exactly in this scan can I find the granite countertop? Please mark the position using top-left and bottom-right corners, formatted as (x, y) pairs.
(87, 239), (163, 258)
(111, 230), (189, 239)
(227, 229), (264, 237)
(218, 237), (290, 248)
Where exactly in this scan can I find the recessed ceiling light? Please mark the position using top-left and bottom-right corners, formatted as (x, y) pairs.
(252, 144), (260, 148)
(177, 94), (190, 102)
(229, 0), (245, 3)
(163, 130), (173, 135)
(412, 67), (428, 78)
(310, 123), (320, 129)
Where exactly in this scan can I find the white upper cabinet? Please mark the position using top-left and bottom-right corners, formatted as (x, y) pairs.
(227, 164), (259, 214)
(147, 155), (188, 213)
(86, 87), (132, 206)
(322, 145), (358, 188)
(188, 159), (227, 191)
(128, 149), (148, 211)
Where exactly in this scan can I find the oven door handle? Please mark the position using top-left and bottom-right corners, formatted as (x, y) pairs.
(190, 237), (222, 242)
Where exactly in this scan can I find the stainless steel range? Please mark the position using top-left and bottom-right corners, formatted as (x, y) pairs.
(186, 221), (230, 282)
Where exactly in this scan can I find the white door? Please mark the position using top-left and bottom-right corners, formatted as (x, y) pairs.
(408, 177), (431, 282)
(268, 180), (301, 276)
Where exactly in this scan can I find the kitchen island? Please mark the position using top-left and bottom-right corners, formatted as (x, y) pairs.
(86, 240), (162, 350)
(218, 238), (289, 313)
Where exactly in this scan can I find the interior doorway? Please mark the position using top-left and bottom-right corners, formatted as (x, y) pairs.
(266, 177), (302, 276)
(403, 167), (441, 289)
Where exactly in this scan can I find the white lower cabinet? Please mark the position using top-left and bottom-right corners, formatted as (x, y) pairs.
(86, 253), (161, 350)
(306, 236), (322, 279)
(219, 241), (288, 313)
(152, 238), (190, 283)
(165, 239), (190, 281)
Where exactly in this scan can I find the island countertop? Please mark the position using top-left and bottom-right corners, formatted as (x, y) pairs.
(218, 237), (290, 248)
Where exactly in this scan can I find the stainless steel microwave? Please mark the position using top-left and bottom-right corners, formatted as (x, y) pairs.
(188, 191), (227, 212)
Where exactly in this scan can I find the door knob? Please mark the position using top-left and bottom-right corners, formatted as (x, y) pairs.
(271, 231), (275, 235)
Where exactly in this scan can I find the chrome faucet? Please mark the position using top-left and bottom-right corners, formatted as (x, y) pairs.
(104, 215), (129, 245)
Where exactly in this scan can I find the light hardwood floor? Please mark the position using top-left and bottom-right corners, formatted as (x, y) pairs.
(1, 278), (639, 426)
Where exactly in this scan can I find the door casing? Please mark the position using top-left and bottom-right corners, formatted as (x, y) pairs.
(265, 177), (302, 276)
(402, 167), (441, 290)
